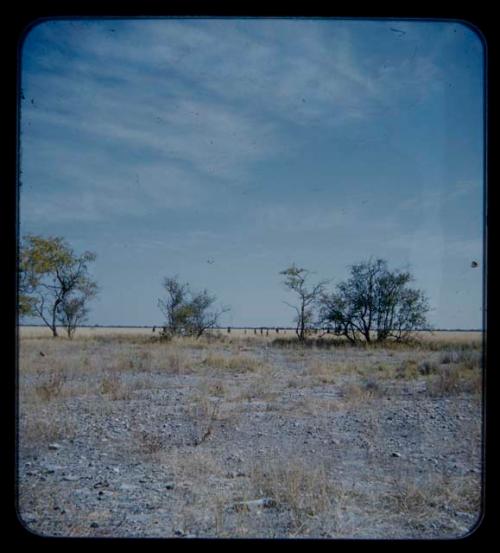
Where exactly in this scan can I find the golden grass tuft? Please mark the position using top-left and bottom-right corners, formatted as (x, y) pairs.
(249, 456), (337, 530)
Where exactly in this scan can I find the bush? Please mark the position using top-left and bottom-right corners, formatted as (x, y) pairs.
(417, 360), (439, 375)
(35, 368), (67, 401)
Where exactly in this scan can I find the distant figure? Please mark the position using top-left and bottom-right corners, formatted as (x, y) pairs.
(266, 329), (269, 336)
(152, 326), (156, 333)
(276, 328), (279, 334)
(471, 261), (479, 268)
(254, 329), (257, 335)
(227, 327), (231, 333)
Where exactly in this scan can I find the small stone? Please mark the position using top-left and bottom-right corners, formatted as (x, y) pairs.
(41, 463), (63, 473)
(22, 513), (37, 524)
(93, 480), (109, 489)
(165, 482), (175, 490)
(233, 498), (277, 512)
(90, 522), (99, 528)
(63, 475), (80, 481)
(120, 483), (138, 491)
(48, 443), (62, 450)
(391, 452), (401, 458)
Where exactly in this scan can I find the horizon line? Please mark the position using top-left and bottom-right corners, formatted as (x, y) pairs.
(18, 324), (484, 332)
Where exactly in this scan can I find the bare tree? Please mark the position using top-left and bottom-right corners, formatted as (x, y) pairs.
(280, 264), (327, 341)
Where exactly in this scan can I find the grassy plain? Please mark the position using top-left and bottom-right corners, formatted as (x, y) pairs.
(17, 327), (483, 538)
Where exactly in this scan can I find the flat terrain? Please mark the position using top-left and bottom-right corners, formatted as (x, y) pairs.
(17, 328), (483, 538)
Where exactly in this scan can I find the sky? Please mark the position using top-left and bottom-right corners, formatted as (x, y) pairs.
(19, 18), (485, 329)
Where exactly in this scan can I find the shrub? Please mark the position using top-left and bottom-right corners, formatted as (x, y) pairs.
(35, 368), (67, 401)
(417, 360), (439, 375)
(426, 367), (481, 396)
(99, 372), (131, 400)
(250, 458), (333, 528)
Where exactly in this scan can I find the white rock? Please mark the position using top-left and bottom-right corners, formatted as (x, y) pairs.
(120, 483), (138, 491)
(233, 498), (276, 511)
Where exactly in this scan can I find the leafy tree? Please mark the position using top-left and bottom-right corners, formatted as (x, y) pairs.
(280, 264), (327, 341)
(318, 258), (430, 343)
(57, 284), (98, 339)
(19, 235), (98, 337)
(158, 276), (229, 338)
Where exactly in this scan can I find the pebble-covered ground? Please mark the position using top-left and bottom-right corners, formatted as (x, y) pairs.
(17, 331), (483, 539)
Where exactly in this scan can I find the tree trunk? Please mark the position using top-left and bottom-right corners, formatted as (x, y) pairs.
(51, 299), (60, 337)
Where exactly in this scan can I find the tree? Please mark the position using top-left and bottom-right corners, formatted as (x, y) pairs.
(158, 276), (229, 338)
(57, 283), (98, 339)
(19, 235), (98, 337)
(318, 258), (430, 343)
(280, 264), (327, 341)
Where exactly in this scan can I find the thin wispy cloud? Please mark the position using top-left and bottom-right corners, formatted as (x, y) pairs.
(20, 19), (484, 328)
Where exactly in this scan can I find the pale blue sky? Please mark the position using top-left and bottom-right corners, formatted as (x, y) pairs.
(20, 18), (485, 328)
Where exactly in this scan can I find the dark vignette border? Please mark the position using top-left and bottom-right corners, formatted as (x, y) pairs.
(5, 2), (496, 547)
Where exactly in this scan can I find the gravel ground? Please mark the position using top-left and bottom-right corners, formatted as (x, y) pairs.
(17, 334), (483, 539)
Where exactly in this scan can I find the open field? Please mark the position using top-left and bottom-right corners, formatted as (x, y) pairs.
(17, 328), (484, 538)
(19, 325), (483, 343)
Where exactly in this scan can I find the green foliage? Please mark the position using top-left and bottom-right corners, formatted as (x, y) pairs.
(19, 234), (98, 337)
(158, 276), (229, 338)
(318, 258), (430, 344)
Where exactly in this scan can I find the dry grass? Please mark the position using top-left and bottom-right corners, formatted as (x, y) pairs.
(98, 372), (132, 401)
(194, 377), (229, 399)
(340, 378), (387, 404)
(33, 367), (68, 402)
(307, 359), (337, 384)
(238, 369), (280, 403)
(200, 352), (266, 374)
(19, 403), (78, 448)
(384, 472), (481, 531)
(17, 328), (484, 538)
(289, 397), (341, 416)
(160, 349), (191, 374)
(111, 350), (152, 372)
(249, 456), (339, 531)
(427, 366), (482, 397)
